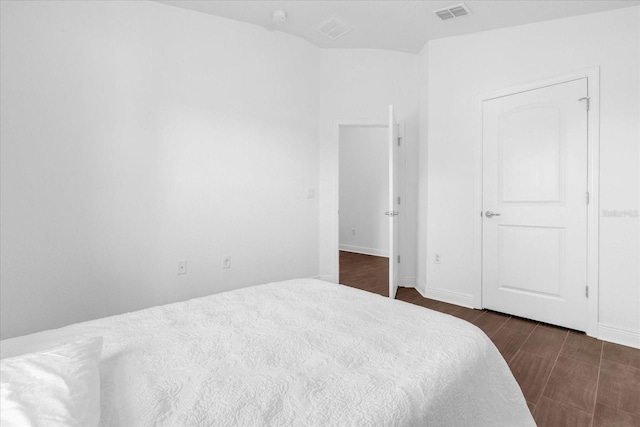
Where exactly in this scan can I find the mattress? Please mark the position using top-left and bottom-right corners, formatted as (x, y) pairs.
(1, 278), (535, 426)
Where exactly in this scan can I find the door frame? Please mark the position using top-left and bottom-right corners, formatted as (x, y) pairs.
(476, 67), (600, 337)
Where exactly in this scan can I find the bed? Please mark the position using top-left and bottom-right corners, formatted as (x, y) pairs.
(1, 278), (535, 426)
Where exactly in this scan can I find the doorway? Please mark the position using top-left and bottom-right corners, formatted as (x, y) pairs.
(482, 78), (590, 331)
(338, 125), (389, 296)
(335, 106), (401, 298)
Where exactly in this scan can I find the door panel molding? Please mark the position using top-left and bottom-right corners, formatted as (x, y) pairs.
(476, 67), (600, 338)
(498, 224), (566, 298)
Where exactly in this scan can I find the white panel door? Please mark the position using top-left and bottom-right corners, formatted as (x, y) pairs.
(482, 79), (589, 331)
(388, 105), (400, 299)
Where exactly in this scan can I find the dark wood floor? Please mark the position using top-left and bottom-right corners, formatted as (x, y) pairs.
(339, 251), (640, 427)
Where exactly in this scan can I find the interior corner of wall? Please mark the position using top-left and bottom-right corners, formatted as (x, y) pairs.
(401, 276), (417, 288)
(415, 279), (427, 297)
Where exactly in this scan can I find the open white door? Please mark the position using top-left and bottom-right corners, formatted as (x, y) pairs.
(388, 105), (400, 299)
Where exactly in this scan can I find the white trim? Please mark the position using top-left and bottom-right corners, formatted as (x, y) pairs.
(585, 67), (600, 339)
(598, 324), (640, 350)
(314, 275), (335, 283)
(339, 245), (389, 258)
(419, 286), (476, 309)
(477, 67), (601, 336)
(483, 68), (597, 101)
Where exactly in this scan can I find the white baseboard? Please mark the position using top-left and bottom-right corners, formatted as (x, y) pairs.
(339, 245), (389, 258)
(598, 324), (640, 349)
(420, 286), (476, 309)
(314, 275), (336, 283)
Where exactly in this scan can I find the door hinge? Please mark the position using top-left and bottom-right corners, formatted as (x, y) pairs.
(578, 96), (590, 111)
(397, 255), (401, 263)
(397, 196), (401, 205)
(585, 286), (589, 298)
(397, 137), (401, 147)
(586, 192), (590, 204)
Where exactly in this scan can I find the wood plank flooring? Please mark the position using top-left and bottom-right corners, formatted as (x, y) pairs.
(339, 251), (640, 427)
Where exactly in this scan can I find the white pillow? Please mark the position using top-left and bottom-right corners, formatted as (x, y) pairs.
(0, 337), (103, 427)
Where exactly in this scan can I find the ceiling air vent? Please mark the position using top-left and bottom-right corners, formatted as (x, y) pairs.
(317, 17), (352, 40)
(434, 3), (472, 21)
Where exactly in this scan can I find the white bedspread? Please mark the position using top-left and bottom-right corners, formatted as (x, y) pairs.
(1, 279), (534, 426)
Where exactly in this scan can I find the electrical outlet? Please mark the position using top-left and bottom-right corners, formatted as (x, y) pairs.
(434, 253), (441, 264)
(177, 259), (187, 275)
(352, 228), (356, 235)
(222, 256), (231, 269)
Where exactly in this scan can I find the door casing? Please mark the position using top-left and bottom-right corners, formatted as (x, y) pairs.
(476, 67), (600, 338)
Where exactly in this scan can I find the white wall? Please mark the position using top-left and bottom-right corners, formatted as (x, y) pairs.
(420, 7), (640, 346)
(7, 0), (635, 346)
(0, 1), (320, 339)
(339, 126), (389, 256)
(318, 49), (419, 285)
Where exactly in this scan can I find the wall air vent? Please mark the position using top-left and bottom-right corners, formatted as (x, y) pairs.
(434, 3), (472, 21)
(317, 17), (352, 40)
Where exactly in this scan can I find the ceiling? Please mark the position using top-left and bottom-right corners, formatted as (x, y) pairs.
(154, 0), (640, 53)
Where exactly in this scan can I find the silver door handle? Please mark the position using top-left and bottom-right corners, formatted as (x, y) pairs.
(385, 211), (399, 217)
(485, 211), (501, 218)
